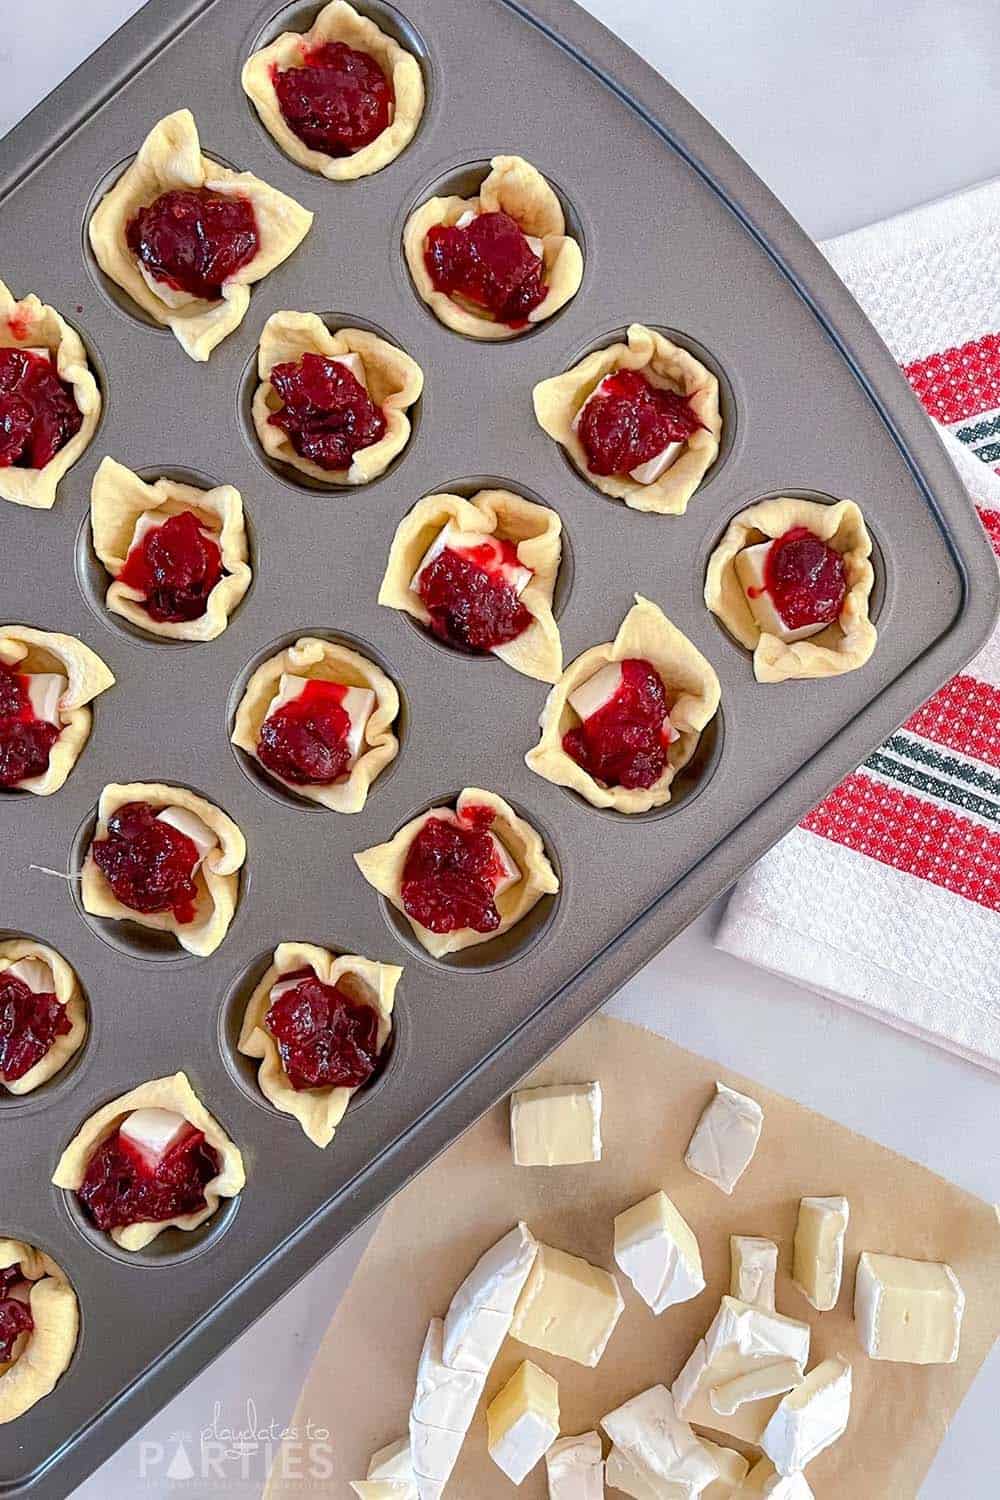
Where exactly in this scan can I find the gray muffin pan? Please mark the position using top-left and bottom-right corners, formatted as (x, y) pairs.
(0, 0), (996, 1493)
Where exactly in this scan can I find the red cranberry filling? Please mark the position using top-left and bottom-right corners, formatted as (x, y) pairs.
(0, 347), (82, 470)
(273, 41), (392, 157)
(0, 661), (60, 789)
(117, 510), (223, 624)
(759, 526), (847, 629)
(563, 658), (672, 790)
(126, 189), (259, 301)
(264, 968), (381, 1091)
(424, 210), (547, 327)
(577, 369), (705, 477)
(91, 801), (201, 924)
(257, 678), (353, 786)
(416, 541), (532, 653)
(0, 1270), (32, 1362)
(268, 352), (387, 471)
(401, 811), (509, 934)
(78, 1121), (219, 1232)
(0, 971), (71, 1083)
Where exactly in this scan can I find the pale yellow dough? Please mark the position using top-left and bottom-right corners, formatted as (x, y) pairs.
(403, 155), (583, 339)
(355, 787), (559, 958)
(0, 627), (114, 795)
(0, 1240), (78, 1423)
(0, 281), (102, 509)
(705, 496), (877, 682)
(242, 0), (424, 180)
(52, 1072), (245, 1251)
(0, 941), (86, 1094)
(81, 783), (246, 956)
(231, 636), (400, 812)
(377, 490), (563, 682)
(253, 311), (423, 484)
(90, 456), (251, 642)
(88, 109), (313, 361)
(533, 322), (721, 514)
(238, 941), (402, 1148)
(526, 595), (721, 813)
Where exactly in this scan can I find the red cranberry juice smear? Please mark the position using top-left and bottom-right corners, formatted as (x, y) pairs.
(759, 527), (847, 628)
(0, 971), (71, 1082)
(424, 211), (547, 326)
(563, 658), (672, 790)
(0, 661), (59, 788)
(91, 801), (201, 923)
(126, 189), (258, 300)
(273, 41), (392, 156)
(416, 541), (531, 652)
(0, 347), (82, 469)
(577, 369), (705, 476)
(401, 810), (510, 933)
(265, 969), (381, 1091)
(78, 1124), (220, 1232)
(268, 353), (386, 470)
(0, 1269), (32, 1362)
(118, 510), (223, 623)
(257, 678), (353, 785)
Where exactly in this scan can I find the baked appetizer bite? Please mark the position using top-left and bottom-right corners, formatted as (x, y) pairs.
(533, 323), (721, 514)
(356, 788), (559, 958)
(0, 940), (86, 1096)
(0, 1240), (78, 1424)
(0, 281), (101, 510)
(0, 627), (114, 795)
(403, 156), (583, 339)
(705, 497), (877, 682)
(53, 1072), (245, 1251)
(231, 636), (399, 812)
(242, 0), (424, 180)
(90, 457), (251, 641)
(253, 311), (423, 484)
(88, 110), (313, 361)
(81, 783), (246, 957)
(378, 490), (563, 681)
(238, 941), (401, 1148)
(527, 596), (721, 813)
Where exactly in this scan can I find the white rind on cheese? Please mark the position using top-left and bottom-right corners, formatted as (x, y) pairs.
(571, 376), (688, 486)
(409, 522), (532, 598)
(156, 805), (217, 865)
(760, 1355), (852, 1476)
(729, 1237), (778, 1312)
(604, 1445), (659, 1500)
(792, 1197), (850, 1312)
(487, 1360), (559, 1486)
(545, 1431), (605, 1498)
(733, 542), (829, 644)
(743, 1458), (815, 1497)
(699, 1439), (749, 1497)
(412, 1318), (486, 1433)
(568, 662), (624, 724)
(442, 1221), (538, 1373)
(671, 1297), (810, 1445)
(25, 672), (67, 726)
(510, 1082), (603, 1167)
(119, 1107), (190, 1169)
(613, 1190), (705, 1314)
(684, 1082), (763, 1195)
(709, 1358), (803, 1417)
(601, 1385), (719, 1496)
(853, 1252), (964, 1364)
(4, 957), (55, 994)
(408, 1418), (464, 1492)
(511, 1243), (624, 1368)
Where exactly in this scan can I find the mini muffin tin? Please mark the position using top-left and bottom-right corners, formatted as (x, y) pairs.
(0, 0), (995, 1492)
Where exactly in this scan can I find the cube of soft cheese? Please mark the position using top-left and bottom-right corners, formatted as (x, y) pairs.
(156, 805), (217, 867)
(743, 1458), (815, 1498)
(510, 1082), (602, 1166)
(700, 1440), (749, 1498)
(411, 1318), (486, 1434)
(367, 1438), (414, 1483)
(118, 1107), (192, 1173)
(571, 376), (685, 485)
(685, 1082), (763, 1195)
(853, 1252), (964, 1364)
(24, 672), (66, 726)
(760, 1355), (852, 1476)
(331, 351), (368, 390)
(511, 1244), (624, 1367)
(613, 1190), (705, 1314)
(730, 1236), (778, 1311)
(568, 663), (678, 743)
(410, 522), (533, 598)
(792, 1197), (849, 1312)
(733, 542), (829, 644)
(602, 1385), (719, 1495)
(603, 1446), (657, 1500)
(264, 673), (376, 766)
(4, 957), (54, 994)
(545, 1431), (605, 1499)
(671, 1297), (809, 1445)
(442, 1222), (538, 1373)
(487, 1360), (559, 1485)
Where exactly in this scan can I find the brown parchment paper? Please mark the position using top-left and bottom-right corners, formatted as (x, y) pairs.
(268, 1015), (1000, 1499)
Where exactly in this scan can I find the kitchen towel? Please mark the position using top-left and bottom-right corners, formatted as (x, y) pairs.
(718, 180), (1000, 1070)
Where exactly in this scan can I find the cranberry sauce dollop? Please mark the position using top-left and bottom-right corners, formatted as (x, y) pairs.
(257, 678), (353, 786)
(268, 353), (387, 471)
(416, 539), (532, 653)
(577, 369), (705, 477)
(78, 1121), (219, 1232)
(563, 657), (672, 790)
(0, 971), (71, 1083)
(424, 210), (547, 327)
(264, 968), (381, 1091)
(0, 347), (83, 470)
(91, 801), (202, 924)
(0, 1268), (32, 1363)
(401, 807), (510, 935)
(759, 526), (848, 629)
(273, 41), (392, 157)
(118, 510), (223, 624)
(126, 189), (259, 301)
(0, 661), (60, 789)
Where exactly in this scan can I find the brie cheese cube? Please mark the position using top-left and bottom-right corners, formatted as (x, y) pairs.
(351, 1484), (415, 1500)
(853, 1252), (964, 1364)
(486, 829), (521, 898)
(4, 957), (54, 994)
(708, 1358), (803, 1416)
(24, 672), (66, 726)
(614, 1191), (705, 1314)
(264, 673), (376, 766)
(510, 1082), (602, 1166)
(412, 1318), (486, 1433)
(603, 1445), (657, 1500)
(733, 543), (828, 644)
(119, 1107), (191, 1172)
(568, 663), (622, 723)
(545, 1431), (605, 1499)
(367, 1438), (414, 1482)
(760, 1355), (852, 1476)
(743, 1458), (815, 1497)
(629, 442), (685, 486)
(156, 805), (217, 868)
(487, 1360), (559, 1485)
(512, 1243), (624, 1367)
(729, 1237), (778, 1311)
(331, 351), (368, 389)
(792, 1197), (849, 1312)
(408, 1417), (464, 1489)
(136, 260), (198, 308)
(410, 522), (532, 598)
(671, 1297), (810, 1445)
(684, 1082), (763, 1195)
(602, 1385), (719, 1496)
(442, 1221), (538, 1373)
(700, 1441), (749, 1498)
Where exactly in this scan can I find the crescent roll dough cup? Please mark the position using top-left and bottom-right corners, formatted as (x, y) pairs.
(238, 941), (401, 1148)
(0, 281), (102, 510)
(0, 626), (114, 795)
(705, 496), (877, 682)
(88, 109), (313, 361)
(355, 787), (559, 958)
(242, 0), (425, 180)
(526, 595), (721, 813)
(377, 489), (564, 682)
(90, 456), (251, 642)
(252, 311), (424, 484)
(0, 1241), (78, 1423)
(52, 1072), (245, 1251)
(403, 155), (583, 340)
(81, 783), (246, 956)
(231, 636), (400, 812)
(0, 940), (87, 1095)
(533, 322), (721, 514)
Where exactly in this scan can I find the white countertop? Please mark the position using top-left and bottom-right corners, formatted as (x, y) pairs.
(3, 3), (997, 1495)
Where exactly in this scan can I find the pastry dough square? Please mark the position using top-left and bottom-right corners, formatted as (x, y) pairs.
(0, 626), (114, 795)
(0, 940), (86, 1095)
(0, 1241), (78, 1423)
